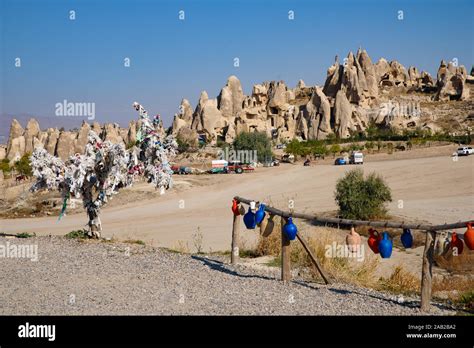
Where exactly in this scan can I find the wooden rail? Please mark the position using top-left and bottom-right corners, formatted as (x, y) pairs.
(231, 196), (473, 313)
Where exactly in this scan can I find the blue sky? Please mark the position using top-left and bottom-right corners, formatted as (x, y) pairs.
(1, 0), (473, 129)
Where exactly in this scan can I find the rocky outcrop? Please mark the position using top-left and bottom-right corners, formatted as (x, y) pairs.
(4, 118), (144, 162)
(433, 60), (470, 101)
(169, 49), (471, 145)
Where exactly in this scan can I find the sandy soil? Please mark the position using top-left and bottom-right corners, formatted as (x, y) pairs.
(1, 145), (472, 252)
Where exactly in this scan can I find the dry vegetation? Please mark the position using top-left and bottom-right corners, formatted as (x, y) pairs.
(244, 220), (473, 311)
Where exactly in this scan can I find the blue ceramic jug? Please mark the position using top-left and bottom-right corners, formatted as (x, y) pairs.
(255, 203), (266, 225)
(243, 207), (257, 229)
(400, 228), (413, 248)
(379, 232), (392, 258)
(283, 217), (298, 240)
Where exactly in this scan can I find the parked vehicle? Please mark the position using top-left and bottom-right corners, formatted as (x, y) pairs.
(224, 161), (255, 174)
(209, 167), (226, 174)
(303, 159), (311, 166)
(334, 157), (346, 165)
(276, 144), (286, 149)
(457, 146), (474, 156)
(349, 151), (364, 164)
(281, 154), (295, 163)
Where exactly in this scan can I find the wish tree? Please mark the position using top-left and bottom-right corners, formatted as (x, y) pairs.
(30, 103), (178, 238)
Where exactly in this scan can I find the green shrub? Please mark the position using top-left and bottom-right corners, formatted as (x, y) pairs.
(15, 153), (32, 176)
(335, 168), (392, 220)
(65, 229), (88, 239)
(233, 131), (272, 162)
(0, 158), (11, 174)
(16, 232), (36, 238)
(329, 144), (341, 157)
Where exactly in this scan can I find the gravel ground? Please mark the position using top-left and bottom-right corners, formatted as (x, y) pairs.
(0, 236), (456, 315)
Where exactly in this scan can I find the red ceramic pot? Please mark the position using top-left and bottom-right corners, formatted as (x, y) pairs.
(368, 228), (382, 254)
(464, 223), (474, 250)
(450, 232), (464, 255)
(231, 199), (240, 216)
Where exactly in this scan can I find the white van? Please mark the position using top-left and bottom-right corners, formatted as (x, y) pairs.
(457, 146), (474, 156)
(349, 151), (364, 164)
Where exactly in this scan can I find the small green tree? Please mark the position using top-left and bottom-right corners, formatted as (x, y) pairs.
(0, 158), (11, 175)
(233, 131), (272, 162)
(335, 168), (392, 220)
(14, 153), (32, 176)
(329, 144), (341, 157)
(365, 141), (375, 153)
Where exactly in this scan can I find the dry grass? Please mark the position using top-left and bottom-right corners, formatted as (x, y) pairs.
(377, 265), (420, 295)
(434, 249), (474, 273)
(254, 222), (379, 286)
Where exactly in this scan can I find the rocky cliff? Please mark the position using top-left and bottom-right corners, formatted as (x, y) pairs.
(171, 49), (472, 144)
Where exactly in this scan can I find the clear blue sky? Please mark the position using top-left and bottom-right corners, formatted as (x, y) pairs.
(1, 0), (473, 128)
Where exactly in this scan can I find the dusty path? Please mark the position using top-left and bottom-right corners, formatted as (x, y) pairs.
(1, 154), (473, 251)
(0, 236), (455, 315)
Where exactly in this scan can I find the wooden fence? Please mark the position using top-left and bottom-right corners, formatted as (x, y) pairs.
(231, 196), (472, 312)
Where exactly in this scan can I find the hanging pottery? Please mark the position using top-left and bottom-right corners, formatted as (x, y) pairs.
(250, 201), (256, 211)
(238, 204), (246, 215)
(450, 232), (464, 255)
(400, 228), (413, 248)
(345, 226), (361, 253)
(464, 223), (474, 250)
(243, 207), (257, 229)
(367, 228), (382, 254)
(260, 214), (275, 237)
(283, 217), (298, 240)
(255, 203), (266, 225)
(231, 199), (240, 216)
(378, 232), (393, 258)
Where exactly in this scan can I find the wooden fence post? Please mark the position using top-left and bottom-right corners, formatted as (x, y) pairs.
(420, 230), (435, 312)
(231, 214), (240, 265)
(296, 233), (331, 285)
(281, 216), (291, 283)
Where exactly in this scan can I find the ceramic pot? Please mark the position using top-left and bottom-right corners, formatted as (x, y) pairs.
(367, 228), (381, 254)
(260, 214), (275, 237)
(255, 203), (266, 225)
(231, 199), (240, 216)
(243, 207), (257, 229)
(379, 232), (393, 259)
(345, 226), (361, 253)
(450, 232), (464, 255)
(283, 217), (298, 240)
(464, 223), (474, 250)
(400, 228), (413, 248)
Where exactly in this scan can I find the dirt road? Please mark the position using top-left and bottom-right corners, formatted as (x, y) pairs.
(1, 154), (473, 251)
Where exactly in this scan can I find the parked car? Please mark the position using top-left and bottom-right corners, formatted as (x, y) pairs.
(349, 151), (364, 164)
(457, 146), (474, 156)
(281, 154), (295, 163)
(334, 157), (346, 165)
(276, 144), (286, 149)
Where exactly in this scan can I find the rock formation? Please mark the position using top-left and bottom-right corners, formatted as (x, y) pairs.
(4, 49), (471, 160)
(433, 60), (470, 101)
(3, 118), (145, 163)
(169, 49), (470, 144)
